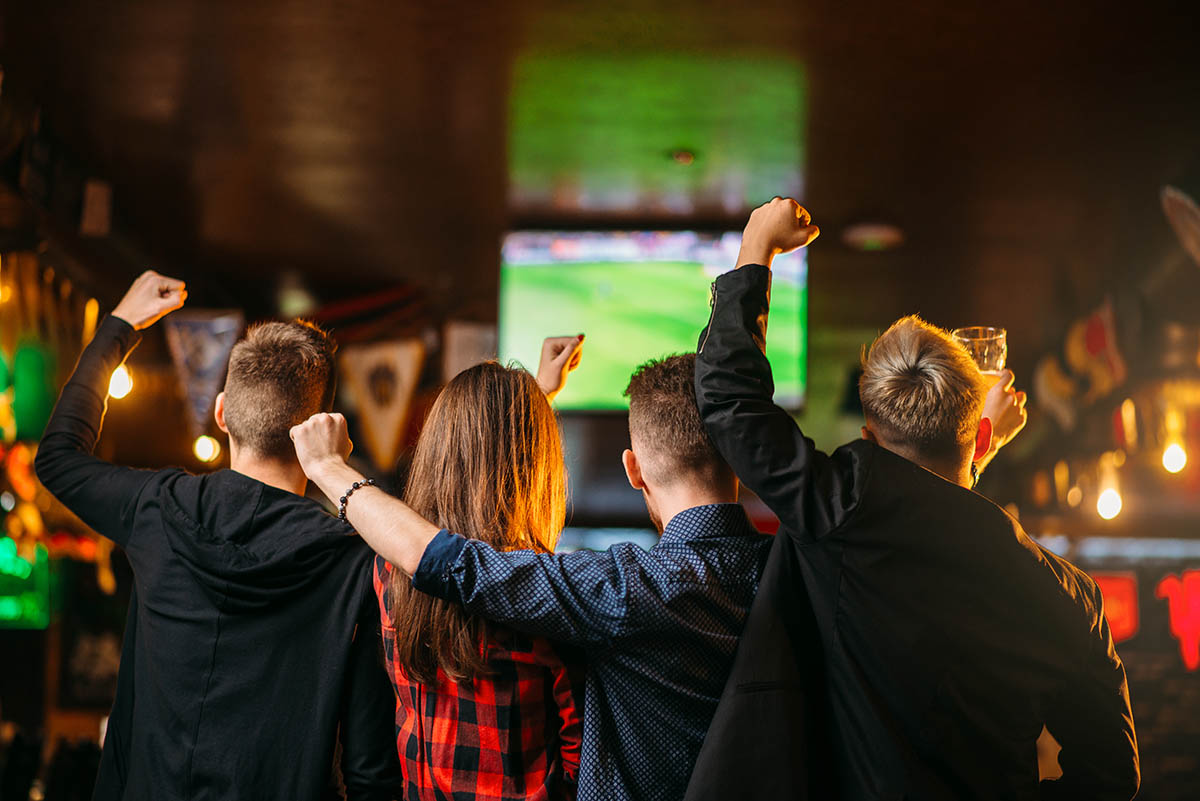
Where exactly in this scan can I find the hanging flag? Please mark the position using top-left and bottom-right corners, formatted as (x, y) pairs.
(163, 311), (244, 440)
(339, 340), (425, 470)
(442, 321), (497, 381)
(1033, 298), (1127, 431)
(1162, 186), (1200, 269)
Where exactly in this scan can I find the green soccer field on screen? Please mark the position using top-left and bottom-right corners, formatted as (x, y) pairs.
(499, 231), (807, 410)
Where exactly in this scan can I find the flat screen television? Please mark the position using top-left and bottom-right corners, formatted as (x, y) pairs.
(499, 230), (807, 410)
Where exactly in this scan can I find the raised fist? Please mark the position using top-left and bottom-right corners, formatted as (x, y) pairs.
(111, 270), (187, 330)
(736, 197), (820, 268)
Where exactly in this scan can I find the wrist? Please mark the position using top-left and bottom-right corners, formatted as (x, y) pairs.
(110, 310), (139, 330)
(735, 240), (774, 269)
(307, 457), (360, 493)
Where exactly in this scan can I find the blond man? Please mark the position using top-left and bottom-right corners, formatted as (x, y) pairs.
(686, 198), (1138, 801)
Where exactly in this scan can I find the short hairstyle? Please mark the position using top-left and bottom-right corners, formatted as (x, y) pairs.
(624, 353), (732, 488)
(222, 321), (337, 460)
(859, 315), (988, 462)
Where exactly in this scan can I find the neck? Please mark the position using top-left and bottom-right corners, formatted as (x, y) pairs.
(881, 440), (973, 488)
(931, 459), (973, 489)
(229, 443), (309, 496)
(651, 480), (738, 531)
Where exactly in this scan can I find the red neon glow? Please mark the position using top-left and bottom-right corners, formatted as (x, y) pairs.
(1156, 570), (1200, 672)
(1093, 573), (1139, 643)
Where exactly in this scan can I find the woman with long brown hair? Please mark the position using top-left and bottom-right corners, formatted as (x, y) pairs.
(372, 337), (584, 801)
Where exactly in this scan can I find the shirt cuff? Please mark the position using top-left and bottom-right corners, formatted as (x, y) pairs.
(411, 529), (467, 598)
(717, 263), (770, 292)
(100, 313), (141, 350)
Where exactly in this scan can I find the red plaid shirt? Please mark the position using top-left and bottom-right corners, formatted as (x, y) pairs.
(374, 556), (582, 801)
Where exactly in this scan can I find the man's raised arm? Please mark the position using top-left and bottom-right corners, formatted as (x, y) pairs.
(35, 271), (187, 546)
(696, 198), (856, 539)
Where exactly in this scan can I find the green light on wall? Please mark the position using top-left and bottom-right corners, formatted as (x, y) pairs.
(0, 539), (50, 629)
(12, 342), (55, 440)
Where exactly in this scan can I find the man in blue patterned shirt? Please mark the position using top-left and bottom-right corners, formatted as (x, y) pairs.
(292, 353), (774, 801)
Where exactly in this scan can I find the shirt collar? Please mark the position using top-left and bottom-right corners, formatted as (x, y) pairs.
(660, 503), (759, 543)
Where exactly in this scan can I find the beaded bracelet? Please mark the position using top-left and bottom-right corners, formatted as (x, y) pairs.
(338, 477), (376, 521)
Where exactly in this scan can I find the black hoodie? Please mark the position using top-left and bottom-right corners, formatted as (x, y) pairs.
(35, 315), (401, 801)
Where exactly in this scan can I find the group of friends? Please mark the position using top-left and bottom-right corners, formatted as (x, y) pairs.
(36, 198), (1139, 801)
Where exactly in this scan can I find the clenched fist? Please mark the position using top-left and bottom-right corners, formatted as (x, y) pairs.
(290, 412), (354, 479)
(536, 334), (585, 401)
(736, 197), (820, 269)
(112, 270), (187, 330)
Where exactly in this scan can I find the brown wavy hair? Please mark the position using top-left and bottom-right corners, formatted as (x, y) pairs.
(388, 361), (566, 683)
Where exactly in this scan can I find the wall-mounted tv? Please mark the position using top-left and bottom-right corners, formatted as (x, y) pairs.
(499, 230), (806, 410)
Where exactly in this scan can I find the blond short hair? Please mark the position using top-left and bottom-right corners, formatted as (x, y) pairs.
(859, 316), (988, 461)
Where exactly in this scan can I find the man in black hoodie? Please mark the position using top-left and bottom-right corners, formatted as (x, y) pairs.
(36, 271), (400, 801)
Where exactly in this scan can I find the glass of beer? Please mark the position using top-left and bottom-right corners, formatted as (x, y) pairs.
(952, 326), (1007, 386)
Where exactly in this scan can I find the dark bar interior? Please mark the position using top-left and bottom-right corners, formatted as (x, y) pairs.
(0, 1), (1198, 799)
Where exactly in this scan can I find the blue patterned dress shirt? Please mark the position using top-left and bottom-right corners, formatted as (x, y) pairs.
(412, 503), (773, 801)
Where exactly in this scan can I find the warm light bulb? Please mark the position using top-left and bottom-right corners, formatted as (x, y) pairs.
(1096, 488), (1123, 520)
(193, 435), (221, 463)
(1163, 443), (1187, 474)
(108, 365), (132, 399)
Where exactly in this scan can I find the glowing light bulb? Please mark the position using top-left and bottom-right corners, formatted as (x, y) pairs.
(193, 435), (221, 463)
(1163, 443), (1187, 474)
(1096, 488), (1122, 521)
(108, 365), (132, 399)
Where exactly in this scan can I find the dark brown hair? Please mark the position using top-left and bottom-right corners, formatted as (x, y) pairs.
(389, 361), (566, 683)
(222, 320), (337, 460)
(624, 353), (731, 488)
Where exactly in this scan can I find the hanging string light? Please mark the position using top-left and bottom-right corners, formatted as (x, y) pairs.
(1096, 451), (1123, 521)
(193, 435), (221, 463)
(108, 365), (133, 399)
(1163, 442), (1188, 474)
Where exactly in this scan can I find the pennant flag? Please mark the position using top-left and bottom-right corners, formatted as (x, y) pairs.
(340, 340), (425, 470)
(163, 311), (244, 440)
(1162, 186), (1200, 269)
(442, 321), (497, 381)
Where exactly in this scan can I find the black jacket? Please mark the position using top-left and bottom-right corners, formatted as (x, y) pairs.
(36, 315), (401, 801)
(686, 265), (1138, 801)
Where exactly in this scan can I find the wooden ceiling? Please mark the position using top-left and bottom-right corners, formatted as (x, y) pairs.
(1, 0), (1198, 369)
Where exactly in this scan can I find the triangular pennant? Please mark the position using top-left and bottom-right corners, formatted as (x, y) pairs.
(339, 340), (425, 471)
(163, 311), (244, 440)
(1163, 186), (1200, 269)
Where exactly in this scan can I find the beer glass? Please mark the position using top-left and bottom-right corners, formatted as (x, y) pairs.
(952, 326), (1007, 387)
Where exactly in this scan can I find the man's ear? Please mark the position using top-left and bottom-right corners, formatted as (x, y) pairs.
(973, 417), (993, 463)
(861, 425), (878, 444)
(214, 392), (229, 434)
(622, 448), (646, 491)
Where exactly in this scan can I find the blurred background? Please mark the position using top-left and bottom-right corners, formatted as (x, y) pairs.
(0, 0), (1198, 797)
